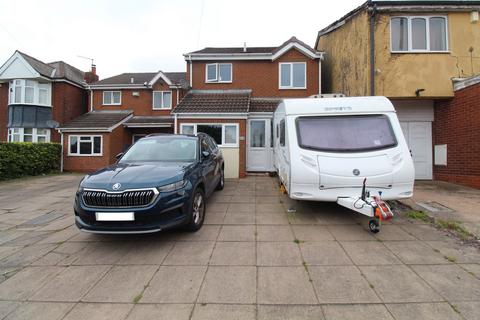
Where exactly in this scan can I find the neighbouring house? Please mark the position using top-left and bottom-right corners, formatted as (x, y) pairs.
(315, 0), (480, 182)
(57, 71), (189, 172)
(0, 51), (97, 143)
(175, 37), (324, 178)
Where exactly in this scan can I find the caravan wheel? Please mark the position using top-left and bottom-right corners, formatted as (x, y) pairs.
(369, 219), (380, 233)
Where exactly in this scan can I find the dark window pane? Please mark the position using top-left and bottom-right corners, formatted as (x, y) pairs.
(391, 17), (408, 51)
(80, 141), (92, 154)
(280, 120), (285, 147)
(93, 137), (101, 153)
(296, 115), (397, 152)
(197, 124), (222, 145)
(70, 137), (78, 154)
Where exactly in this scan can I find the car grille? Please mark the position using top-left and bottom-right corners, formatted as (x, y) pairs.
(82, 189), (158, 208)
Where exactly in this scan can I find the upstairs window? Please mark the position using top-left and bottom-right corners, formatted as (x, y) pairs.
(206, 63), (232, 83)
(391, 16), (448, 52)
(103, 91), (121, 105)
(153, 91), (172, 109)
(279, 62), (306, 89)
(8, 80), (51, 106)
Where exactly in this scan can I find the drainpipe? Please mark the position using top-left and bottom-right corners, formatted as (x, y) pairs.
(174, 113), (178, 134)
(369, 2), (377, 96)
(188, 54), (193, 87)
(88, 85), (94, 112)
(59, 130), (64, 172)
(318, 55), (322, 95)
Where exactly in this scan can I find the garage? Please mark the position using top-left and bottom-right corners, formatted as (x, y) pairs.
(392, 100), (434, 180)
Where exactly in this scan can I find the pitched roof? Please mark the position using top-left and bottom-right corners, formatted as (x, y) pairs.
(249, 98), (281, 112)
(16, 51), (86, 86)
(91, 72), (188, 87)
(124, 116), (174, 127)
(58, 110), (132, 131)
(173, 90), (251, 114)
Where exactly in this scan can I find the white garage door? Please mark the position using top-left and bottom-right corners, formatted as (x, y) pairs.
(400, 122), (433, 180)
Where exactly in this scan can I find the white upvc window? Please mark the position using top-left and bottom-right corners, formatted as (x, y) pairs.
(153, 91), (172, 109)
(8, 80), (52, 106)
(68, 135), (102, 156)
(102, 91), (121, 105)
(7, 128), (51, 143)
(279, 62), (306, 89)
(180, 123), (239, 147)
(390, 16), (448, 52)
(205, 63), (232, 83)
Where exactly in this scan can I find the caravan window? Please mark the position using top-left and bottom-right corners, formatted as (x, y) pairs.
(279, 120), (285, 147)
(296, 115), (397, 152)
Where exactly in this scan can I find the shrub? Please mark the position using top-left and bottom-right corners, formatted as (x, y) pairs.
(0, 142), (62, 180)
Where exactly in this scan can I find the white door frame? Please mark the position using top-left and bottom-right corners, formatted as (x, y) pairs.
(247, 118), (274, 172)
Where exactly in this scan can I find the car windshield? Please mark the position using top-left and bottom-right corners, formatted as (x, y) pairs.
(119, 136), (197, 162)
(296, 115), (397, 152)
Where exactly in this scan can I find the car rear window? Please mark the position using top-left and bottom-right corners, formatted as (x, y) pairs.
(296, 115), (397, 152)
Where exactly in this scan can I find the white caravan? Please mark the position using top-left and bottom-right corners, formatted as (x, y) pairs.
(273, 96), (415, 232)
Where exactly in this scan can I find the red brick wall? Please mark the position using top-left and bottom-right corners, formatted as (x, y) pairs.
(0, 84), (8, 141)
(177, 118), (247, 178)
(90, 80), (185, 116)
(433, 82), (480, 189)
(189, 48), (320, 97)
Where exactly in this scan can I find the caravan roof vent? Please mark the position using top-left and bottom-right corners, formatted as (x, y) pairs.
(310, 93), (346, 99)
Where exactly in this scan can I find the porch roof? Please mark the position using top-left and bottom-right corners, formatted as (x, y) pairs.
(249, 98), (281, 113)
(124, 116), (174, 128)
(58, 110), (132, 132)
(172, 90), (251, 114)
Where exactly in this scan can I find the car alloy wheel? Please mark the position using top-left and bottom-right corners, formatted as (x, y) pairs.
(192, 192), (204, 225)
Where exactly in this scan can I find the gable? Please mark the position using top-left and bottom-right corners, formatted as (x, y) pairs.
(0, 54), (40, 80)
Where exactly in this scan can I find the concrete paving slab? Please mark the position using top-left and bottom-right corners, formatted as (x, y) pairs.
(204, 211), (225, 224)
(82, 265), (157, 303)
(256, 196), (281, 204)
(322, 304), (394, 320)
(327, 225), (375, 241)
(0, 246), (22, 261)
(117, 241), (174, 265)
(218, 225), (255, 242)
(426, 240), (480, 264)
(258, 305), (325, 320)
(141, 266), (206, 303)
(309, 266), (380, 304)
(163, 242), (214, 265)
(453, 301), (480, 320)
(301, 242), (353, 266)
(224, 212), (256, 225)
(0, 267), (19, 284)
(256, 203), (285, 214)
(62, 302), (133, 320)
(210, 242), (255, 265)
(198, 266), (256, 303)
(173, 226), (220, 241)
(4, 302), (74, 320)
(30, 265), (110, 302)
(359, 265), (443, 303)
(126, 304), (193, 320)
(340, 241), (401, 265)
(3, 231), (53, 246)
(257, 266), (317, 305)
(207, 203), (228, 213)
(387, 302), (463, 320)
(37, 226), (78, 244)
(384, 241), (449, 265)
(191, 304), (256, 320)
(0, 266), (63, 300)
(0, 301), (21, 319)
(399, 223), (447, 241)
(70, 241), (133, 265)
(291, 225), (334, 241)
(373, 224), (417, 241)
(256, 225), (295, 242)
(0, 244), (56, 267)
(227, 203), (255, 213)
(460, 264), (480, 279)
(257, 242), (303, 266)
(30, 252), (68, 266)
(256, 212), (289, 225)
(412, 264), (480, 301)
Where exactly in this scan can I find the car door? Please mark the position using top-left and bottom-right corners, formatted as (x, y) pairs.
(200, 137), (216, 195)
(207, 136), (222, 184)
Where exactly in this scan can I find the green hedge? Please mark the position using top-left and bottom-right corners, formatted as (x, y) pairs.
(0, 142), (62, 180)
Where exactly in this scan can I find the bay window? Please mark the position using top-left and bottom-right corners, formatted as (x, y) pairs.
(391, 16), (448, 52)
(206, 63), (232, 83)
(103, 91), (121, 105)
(279, 62), (306, 89)
(180, 123), (239, 147)
(7, 128), (51, 143)
(68, 135), (102, 156)
(153, 91), (172, 109)
(8, 80), (52, 106)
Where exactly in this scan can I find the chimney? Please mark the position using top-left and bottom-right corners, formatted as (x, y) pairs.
(84, 64), (99, 84)
(130, 77), (134, 84)
(243, 42), (247, 52)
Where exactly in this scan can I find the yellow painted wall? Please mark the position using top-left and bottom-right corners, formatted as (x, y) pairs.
(317, 10), (371, 96)
(375, 12), (480, 98)
(220, 147), (239, 178)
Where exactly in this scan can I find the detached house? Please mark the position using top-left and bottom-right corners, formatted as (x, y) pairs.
(316, 0), (480, 185)
(0, 51), (96, 143)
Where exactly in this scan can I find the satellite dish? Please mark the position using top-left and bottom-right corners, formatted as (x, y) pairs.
(46, 120), (60, 128)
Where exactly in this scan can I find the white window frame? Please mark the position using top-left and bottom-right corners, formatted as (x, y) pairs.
(8, 80), (52, 106)
(68, 135), (103, 156)
(102, 91), (122, 105)
(7, 128), (51, 143)
(390, 15), (449, 53)
(205, 63), (233, 83)
(180, 123), (239, 147)
(278, 62), (307, 89)
(152, 90), (173, 110)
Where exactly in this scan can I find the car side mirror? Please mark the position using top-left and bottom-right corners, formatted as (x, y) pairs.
(115, 152), (124, 161)
(202, 151), (211, 159)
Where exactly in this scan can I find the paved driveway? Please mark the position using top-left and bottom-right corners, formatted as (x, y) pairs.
(0, 174), (479, 320)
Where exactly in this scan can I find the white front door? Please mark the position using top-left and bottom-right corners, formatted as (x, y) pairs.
(247, 119), (273, 171)
(400, 122), (433, 180)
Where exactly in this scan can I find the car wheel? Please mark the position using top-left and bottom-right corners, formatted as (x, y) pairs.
(185, 188), (205, 232)
(215, 167), (225, 191)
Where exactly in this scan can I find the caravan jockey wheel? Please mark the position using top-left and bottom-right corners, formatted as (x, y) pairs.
(369, 219), (380, 233)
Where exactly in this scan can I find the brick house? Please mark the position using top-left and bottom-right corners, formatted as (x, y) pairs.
(315, 0), (480, 183)
(58, 36), (323, 178)
(0, 51), (96, 143)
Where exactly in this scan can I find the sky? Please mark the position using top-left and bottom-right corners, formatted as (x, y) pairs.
(0, 0), (365, 79)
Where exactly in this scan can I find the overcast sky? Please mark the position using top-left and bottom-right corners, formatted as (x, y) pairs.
(0, 0), (364, 79)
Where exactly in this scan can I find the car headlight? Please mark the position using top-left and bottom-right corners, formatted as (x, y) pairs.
(157, 180), (186, 192)
(77, 175), (88, 192)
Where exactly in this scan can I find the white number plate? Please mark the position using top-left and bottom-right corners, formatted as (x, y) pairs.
(95, 212), (135, 221)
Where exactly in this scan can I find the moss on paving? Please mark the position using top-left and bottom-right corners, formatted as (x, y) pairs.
(436, 219), (474, 241)
(404, 210), (430, 222)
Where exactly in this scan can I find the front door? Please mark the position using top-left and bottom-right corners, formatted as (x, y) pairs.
(400, 122), (433, 180)
(247, 119), (273, 171)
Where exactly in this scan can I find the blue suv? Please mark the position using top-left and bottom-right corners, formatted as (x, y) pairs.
(74, 133), (224, 234)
